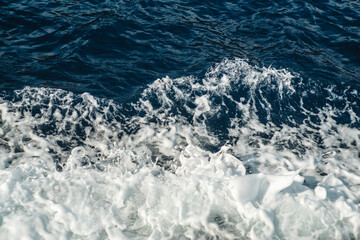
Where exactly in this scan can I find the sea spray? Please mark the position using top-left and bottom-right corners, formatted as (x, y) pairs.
(0, 59), (359, 239)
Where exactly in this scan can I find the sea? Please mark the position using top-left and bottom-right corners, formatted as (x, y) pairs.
(0, 0), (359, 239)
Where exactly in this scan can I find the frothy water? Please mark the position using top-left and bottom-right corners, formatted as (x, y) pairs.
(0, 59), (359, 239)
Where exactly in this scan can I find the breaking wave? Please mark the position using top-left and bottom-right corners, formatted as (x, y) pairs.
(0, 59), (359, 239)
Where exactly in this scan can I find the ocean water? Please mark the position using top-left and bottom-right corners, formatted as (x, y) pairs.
(0, 1), (359, 239)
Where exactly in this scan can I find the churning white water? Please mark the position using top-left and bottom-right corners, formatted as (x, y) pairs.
(0, 59), (359, 239)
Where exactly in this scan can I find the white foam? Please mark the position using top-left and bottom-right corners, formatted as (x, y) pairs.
(314, 186), (327, 200)
(0, 58), (359, 239)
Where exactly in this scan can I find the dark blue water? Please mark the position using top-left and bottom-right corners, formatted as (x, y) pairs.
(0, 0), (359, 168)
(1, 2), (360, 238)
(1, 0), (359, 100)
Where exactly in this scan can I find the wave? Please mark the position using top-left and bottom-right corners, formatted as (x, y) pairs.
(0, 58), (359, 239)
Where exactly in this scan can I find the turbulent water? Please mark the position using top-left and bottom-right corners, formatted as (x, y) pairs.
(0, 1), (360, 239)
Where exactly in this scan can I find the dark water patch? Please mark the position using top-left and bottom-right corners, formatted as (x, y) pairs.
(1, 0), (359, 101)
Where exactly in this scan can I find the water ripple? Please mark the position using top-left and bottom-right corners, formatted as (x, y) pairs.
(0, 0), (359, 100)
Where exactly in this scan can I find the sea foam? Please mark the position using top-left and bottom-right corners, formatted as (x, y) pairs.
(0, 59), (359, 239)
